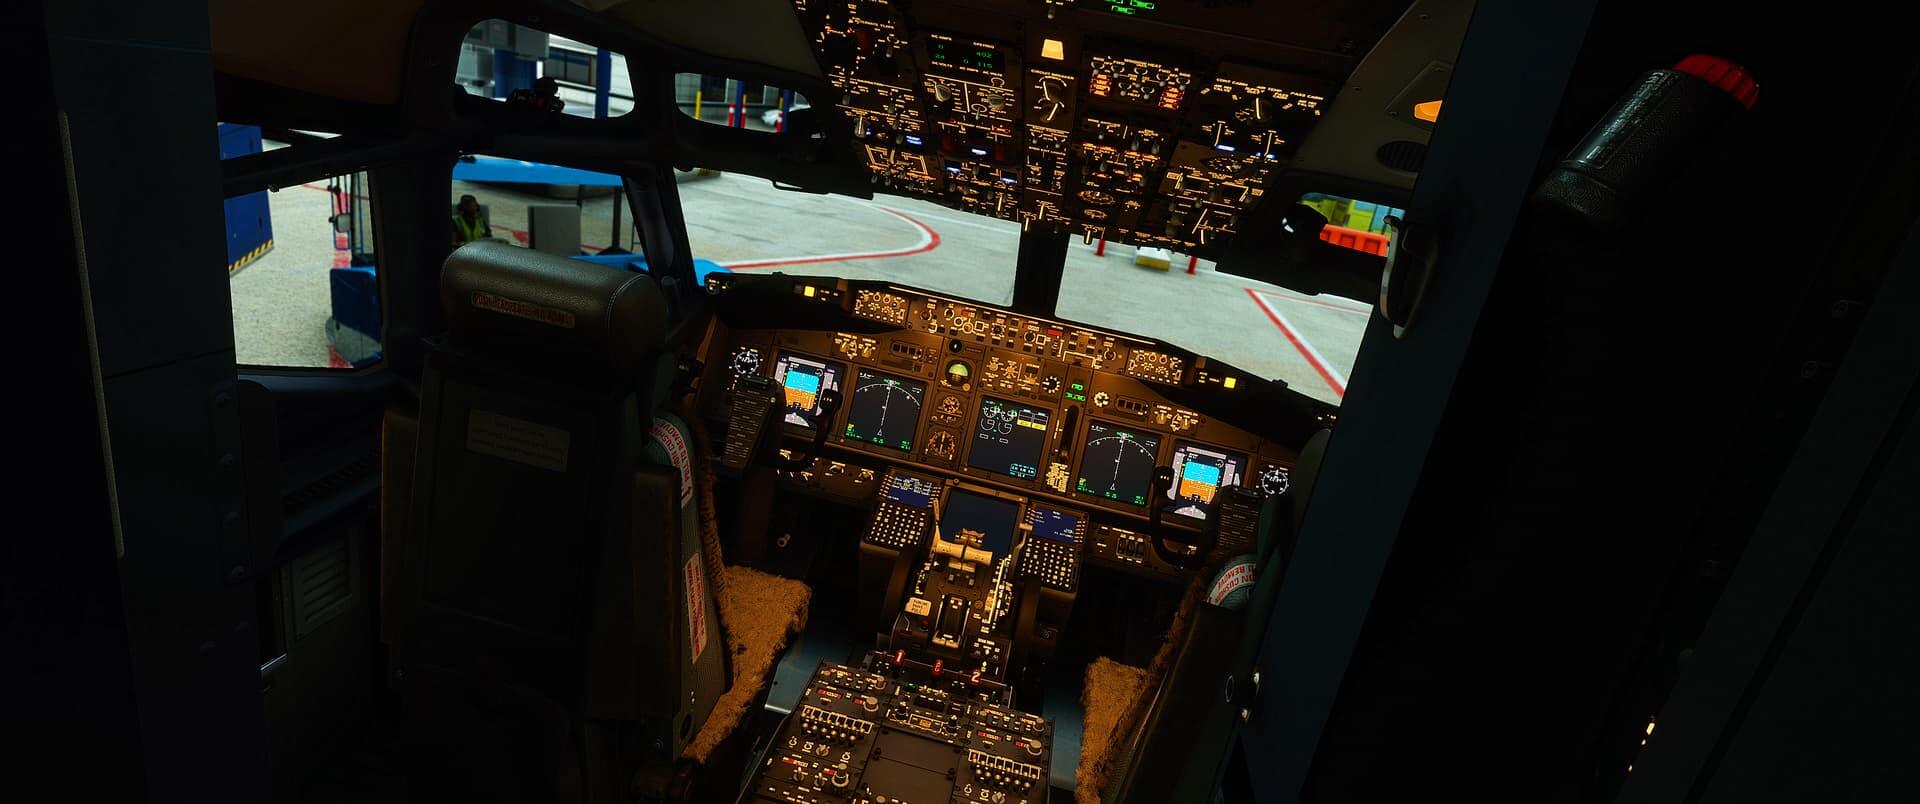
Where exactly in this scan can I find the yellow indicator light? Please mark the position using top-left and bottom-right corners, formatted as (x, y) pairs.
(803, 285), (816, 297)
(1413, 99), (1443, 123)
(1223, 376), (1238, 389)
(1041, 39), (1065, 61)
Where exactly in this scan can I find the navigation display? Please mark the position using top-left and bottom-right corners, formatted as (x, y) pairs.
(968, 397), (1051, 480)
(1167, 441), (1247, 520)
(940, 489), (1021, 557)
(844, 368), (927, 451)
(882, 471), (939, 509)
(773, 352), (842, 429)
(1026, 506), (1081, 543)
(1075, 420), (1163, 506)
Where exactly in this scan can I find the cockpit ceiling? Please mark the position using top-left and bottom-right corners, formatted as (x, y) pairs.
(210, 0), (427, 105)
(207, 0), (824, 107)
(596, 0), (825, 80)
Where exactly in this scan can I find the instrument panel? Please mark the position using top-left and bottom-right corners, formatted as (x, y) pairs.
(701, 274), (1297, 578)
(790, 0), (1398, 256)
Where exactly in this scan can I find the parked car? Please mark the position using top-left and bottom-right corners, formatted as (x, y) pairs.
(761, 103), (810, 128)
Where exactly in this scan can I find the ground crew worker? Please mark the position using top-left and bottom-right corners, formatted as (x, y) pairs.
(452, 194), (489, 246)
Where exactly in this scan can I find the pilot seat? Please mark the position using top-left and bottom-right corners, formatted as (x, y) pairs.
(377, 242), (808, 802)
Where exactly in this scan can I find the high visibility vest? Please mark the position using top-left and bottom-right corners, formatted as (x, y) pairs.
(453, 214), (488, 244)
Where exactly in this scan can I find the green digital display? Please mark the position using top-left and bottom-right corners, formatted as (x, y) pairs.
(928, 35), (1004, 72)
(1102, 0), (1158, 16)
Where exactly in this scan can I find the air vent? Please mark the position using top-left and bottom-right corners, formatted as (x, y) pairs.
(1375, 140), (1428, 173)
(283, 452), (377, 516)
(290, 538), (352, 636)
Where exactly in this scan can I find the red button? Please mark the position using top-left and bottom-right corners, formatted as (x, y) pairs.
(1673, 54), (1759, 110)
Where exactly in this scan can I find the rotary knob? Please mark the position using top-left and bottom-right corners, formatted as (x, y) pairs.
(1092, 391), (1110, 407)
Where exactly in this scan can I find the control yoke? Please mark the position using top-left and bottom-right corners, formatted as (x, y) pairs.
(1146, 465), (1220, 570)
(769, 388), (843, 472)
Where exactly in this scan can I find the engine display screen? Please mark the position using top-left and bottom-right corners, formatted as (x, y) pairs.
(1026, 506), (1081, 544)
(844, 368), (927, 451)
(1167, 441), (1248, 521)
(968, 397), (1051, 480)
(940, 489), (1021, 557)
(881, 471), (939, 509)
(773, 352), (842, 429)
(1075, 420), (1163, 506)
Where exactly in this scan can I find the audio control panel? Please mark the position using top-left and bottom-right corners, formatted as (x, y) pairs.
(745, 657), (1053, 804)
(789, 0), (1391, 257)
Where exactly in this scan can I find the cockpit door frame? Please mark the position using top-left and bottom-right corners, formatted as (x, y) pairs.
(1228, 2), (1599, 800)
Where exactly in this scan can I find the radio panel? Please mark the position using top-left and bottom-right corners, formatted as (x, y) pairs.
(745, 657), (1052, 804)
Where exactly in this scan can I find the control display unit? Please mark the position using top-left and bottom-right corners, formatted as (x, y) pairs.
(774, 351), (843, 429)
(1027, 506), (1080, 543)
(1167, 441), (1247, 520)
(845, 367), (927, 451)
(968, 397), (1052, 481)
(1021, 505), (1084, 592)
(881, 470), (938, 509)
(1075, 420), (1163, 506)
(866, 469), (939, 551)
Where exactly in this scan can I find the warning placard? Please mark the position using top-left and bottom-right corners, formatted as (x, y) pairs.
(651, 418), (695, 507)
(685, 553), (707, 662)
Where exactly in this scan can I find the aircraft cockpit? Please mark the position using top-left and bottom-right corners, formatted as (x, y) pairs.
(36, 1), (1912, 804)
(107, 0), (1473, 800)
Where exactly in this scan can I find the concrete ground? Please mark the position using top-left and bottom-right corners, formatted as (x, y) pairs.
(229, 168), (1368, 404)
(678, 172), (1367, 405)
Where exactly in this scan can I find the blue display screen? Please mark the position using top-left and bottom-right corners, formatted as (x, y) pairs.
(1026, 507), (1080, 543)
(940, 489), (1020, 557)
(773, 352), (842, 429)
(1168, 441), (1247, 521)
(882, 472), (938, 509)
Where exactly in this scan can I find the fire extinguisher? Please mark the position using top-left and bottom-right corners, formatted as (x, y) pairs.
(1531, 54), (1759, 234)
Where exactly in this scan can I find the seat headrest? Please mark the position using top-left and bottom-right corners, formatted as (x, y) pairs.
(441, 241), (668, 383)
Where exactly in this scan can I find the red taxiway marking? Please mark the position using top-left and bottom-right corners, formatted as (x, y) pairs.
(1245, 287), (1348, 398)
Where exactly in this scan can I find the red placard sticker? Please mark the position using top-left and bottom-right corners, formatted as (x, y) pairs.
(650, 418), (695, 506)
(1206, 559), (1258, 607)
(685, 553), (707, 662)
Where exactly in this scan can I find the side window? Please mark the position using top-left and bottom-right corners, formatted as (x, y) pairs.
(674, 73), (810, 132)
(461, 20), (633, 118)
(451, 153), (639, 257)
(1298, 192), (1404, 256)
(222, 124), (381, 369)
